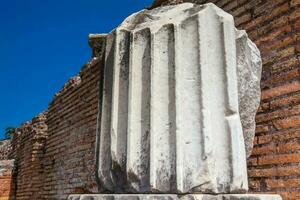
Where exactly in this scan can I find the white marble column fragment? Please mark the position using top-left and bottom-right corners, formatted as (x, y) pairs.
(96, 3), (259, 194)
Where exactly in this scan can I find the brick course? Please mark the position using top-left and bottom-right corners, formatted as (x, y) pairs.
(41, 58), (100, 199)
(10, 113), (48, 200)
(7, 55), (102, 200)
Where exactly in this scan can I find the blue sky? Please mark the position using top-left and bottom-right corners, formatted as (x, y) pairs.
(0, 0), (153, 139)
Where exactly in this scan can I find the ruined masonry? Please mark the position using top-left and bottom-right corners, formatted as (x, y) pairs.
(69, 3), (281, 200)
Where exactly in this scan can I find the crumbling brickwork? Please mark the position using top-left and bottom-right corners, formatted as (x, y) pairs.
(8, 57), (101, 200)
(0, 160), (14, 200)
(154, 0), (300, 199)
(0, 140), (11, 161)
(0, 140), (13, 200)
(10, 113), (48, 200)
(41, 58), (100, 199)
(2, 1), (299, 200)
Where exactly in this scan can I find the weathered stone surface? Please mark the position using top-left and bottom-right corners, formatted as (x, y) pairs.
(236, 30), (262, 157)
(68, 194), (282, 200)
(152, 0), (262, 159)
(89, 34), (107, 58)
(96, 3), (262, 194)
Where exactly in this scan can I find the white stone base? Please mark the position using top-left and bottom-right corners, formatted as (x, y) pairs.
(67, 194), (282, 200)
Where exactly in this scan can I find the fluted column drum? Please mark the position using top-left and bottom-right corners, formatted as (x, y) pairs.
(96, 3), (257, 194)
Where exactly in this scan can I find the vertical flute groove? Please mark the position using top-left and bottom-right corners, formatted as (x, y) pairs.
(150, 24), (176, 192)
(221, 16), (248, 192)
(98, 33), (115, 191)
(126, 28), (151, 192)
(197, 9), (217, 193)
(110, 29), (131, 190)
(176, 16), (202, 193)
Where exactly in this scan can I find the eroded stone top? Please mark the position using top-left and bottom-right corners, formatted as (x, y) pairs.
(117, 3), (232, 33)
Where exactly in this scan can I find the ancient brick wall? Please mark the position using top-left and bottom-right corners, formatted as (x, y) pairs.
(40, 58), (100, 200)
(154, 0), (300, 199)
(8, 57), (101, 200)
(10, 113), (48, 200)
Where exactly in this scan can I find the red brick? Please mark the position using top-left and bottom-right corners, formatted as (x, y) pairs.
(257, 129), (300, 145)
(296, 44), (300, 53)
(245, 3), (289, 30)
(261, 81), (300, 100)
(256, 125), (270, 133)
(272, 57), (300, 74)
(273, 115), (300, 129)
(235, 13), (251, 26)
(223, 0), (238, 11)
(277, 141), (300, 153)
(231, 5), (247, 16)
(256, 25), (292, 45)
(262, 47), (295, 66)
(259, 153), (300, 165)
(248, 157), (258, 166)
(249, 166), (300, 177)
(266, 68), (300, 87)
(262, 36), (296, 55)
(266, 178), (300, 189)
(279, 192), (300, 200)
(291, 0), (300, 7)
(257, 102), (270, 113)
(295, 19), (300, 30)
(256, 104), (300, 123)
(290, 7), (300, 20)
(253, 0), (287, 18)
(252, 144), (276, 155)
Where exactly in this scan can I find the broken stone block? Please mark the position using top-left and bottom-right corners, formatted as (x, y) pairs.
(96, 3), (262, 194)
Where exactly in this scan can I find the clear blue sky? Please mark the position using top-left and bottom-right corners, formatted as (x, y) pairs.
(0, 0), (153, 139)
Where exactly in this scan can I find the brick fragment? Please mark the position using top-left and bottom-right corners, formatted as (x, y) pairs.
(251, 144), (276, 155)
(259, 153), (300, 165)
(244, 3), (289, 30)
(249, 166), (300, 177)
(290, 7), (300, 20)
(266, 178), (300, 189)
(256, 125), (270, 133)
(258, 129), (300, 145)
(279, 192), (300, 200)
(272, 57), (300, 73)
(273, 115), (300, 129)
(235, 13), (251, 26)
(291, 0), (300, 7)
(256, 104), (300, 123)
(270, 93), (300, 109)
(261, 81), (300, 100)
